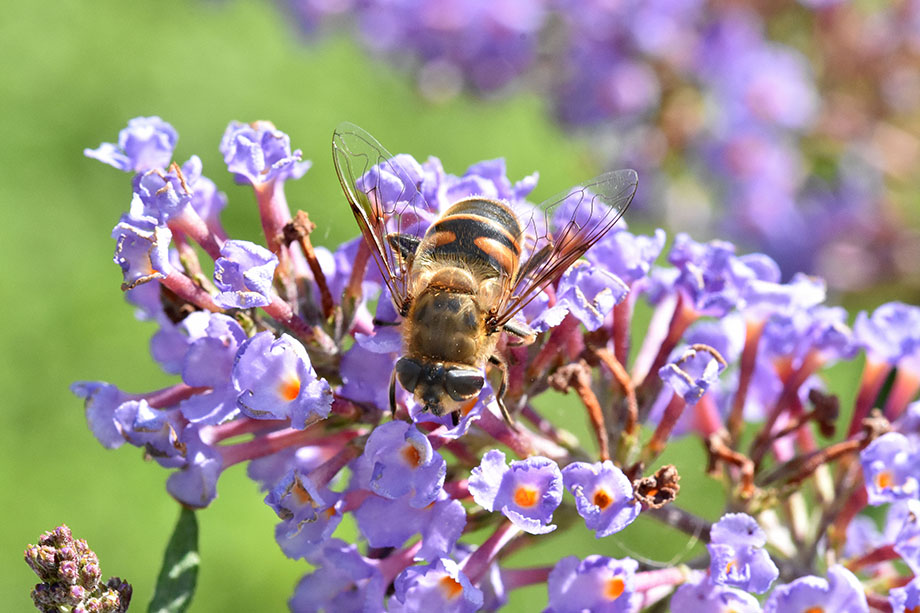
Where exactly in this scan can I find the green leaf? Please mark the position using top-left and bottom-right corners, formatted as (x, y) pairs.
(148, 506), (200, 613)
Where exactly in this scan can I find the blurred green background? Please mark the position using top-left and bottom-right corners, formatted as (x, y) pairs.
(0, 1), (863, 611)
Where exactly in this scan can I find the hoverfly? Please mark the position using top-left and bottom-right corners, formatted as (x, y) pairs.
(332, 123), (637, 426)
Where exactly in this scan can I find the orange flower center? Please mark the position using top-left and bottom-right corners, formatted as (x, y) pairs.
(593, 489), (612, 510)
(876, 470), (894, 490)
(401, 444), (422, 468)
(604, 577), (624, 600)
(514, 486), (539, 508)
(439, 576), (463, 599)
(804, 608), (824, 613)
(907, 607), (920, 613)
(279, 375), (301, 402)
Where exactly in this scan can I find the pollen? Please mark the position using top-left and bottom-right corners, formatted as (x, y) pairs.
(438, 575), (464, 599)
(593, 488), (612, 510)
(907, 607), (920, 613)
(279, 375), (301, 402)
(876, 470), (894, 490)
(804, 608), (824, 613)
(604, 576), (625, 600)
(401, 443), (422, 468)
(514, 485), (539, 508)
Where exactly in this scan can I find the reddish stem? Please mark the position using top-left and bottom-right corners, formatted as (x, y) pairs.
(885, 369), (920, 422)
(461, 520), (522, 585)
(847, 358), (891, 438)
(727, 317), (766, 443)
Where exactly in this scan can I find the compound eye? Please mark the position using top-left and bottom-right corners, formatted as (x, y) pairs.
(444, 368), (484, 401)
(395, 358), (423, 393)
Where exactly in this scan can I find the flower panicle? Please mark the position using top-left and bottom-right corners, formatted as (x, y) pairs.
(71, 117), (920, 611)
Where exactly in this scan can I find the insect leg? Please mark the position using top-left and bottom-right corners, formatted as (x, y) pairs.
(372, 318), (401, 327)
(451, 410), (460, 427)
(502, 319), (536, 345)
(488, 354), (515, 426)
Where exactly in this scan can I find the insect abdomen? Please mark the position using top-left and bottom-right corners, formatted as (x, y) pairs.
(419, 198), (522, 278)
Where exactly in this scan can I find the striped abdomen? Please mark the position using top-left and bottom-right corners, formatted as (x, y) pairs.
(416, 198), (523, 279)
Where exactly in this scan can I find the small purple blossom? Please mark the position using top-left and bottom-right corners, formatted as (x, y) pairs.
(588, 227), (667, 285)
(219, 120), (311, 186)
(289, 539), (385, 612)
(469, 450), (563, 535)
(111, 212), (172, 290)
(890, 576), (920, 613)
(546, 555), (638, 613)
(659, 344), (727, 405)
(354, 420), (446, 507)
(213, 239), (279, 309)
(131, 165), (193, 222)
(538, 261), (629, 332)
(84, 116), (177, 172)
(353, 490), (465, 560)
(894, 500), (920, 575)
(707, 513), (779, 594)
(561, 461), (639, 538)
(165, 425), (222, 507)
(854, 302), (920, 365)
(763, 565), (868, 613)
(390, 558), (483, 613)
(70, 381), (134, 449)
(860, 432), (920, 505)
(265, 469), (343, 559)
(670, 574), (763, 612)
(232, 332), (333, 427)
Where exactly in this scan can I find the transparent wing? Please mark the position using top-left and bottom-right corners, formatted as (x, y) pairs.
(492, 169), (638, 327)
(332, 122), (435, 313)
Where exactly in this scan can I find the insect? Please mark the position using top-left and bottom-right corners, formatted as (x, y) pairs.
(332, 123), (637, 426)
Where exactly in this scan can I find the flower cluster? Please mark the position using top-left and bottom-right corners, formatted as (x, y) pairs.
(73, 117), (920, 611)
(24, 525), (132, 613)
(279, 1), (920, 294)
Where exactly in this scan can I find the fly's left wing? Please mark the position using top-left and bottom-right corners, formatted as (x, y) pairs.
(332, 122), (435, 315)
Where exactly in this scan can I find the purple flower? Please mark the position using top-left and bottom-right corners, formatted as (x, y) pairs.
(667, 234), (775, 317)
(353, 421), (446, 507)
(469, 449), (563, 534)
(660, 344), (727, 405)
(671, 573), (763, 612)
(707, 513), (778, 594)
(860, 432), (920, 505)
(762, 305), (857, 365)
(84, 116), (177, 172)
(353, 491), (465, 560)
(111, 212), (172, 290)
(890, 576), (920, 613)
(390, 558), (483, 613)
(546, 555), (638, 613)
(289, 539), (384, 613)
(131, 166), (193, 222)
(213, 239), (278, 309)
(854, 302), (920, 365)
(165, 425), (222, 507)
(894, 499), (920, 575)
(176, 313), (247, 424)
(232, 332), (333, 427)
(265, 469), (343, 559)
(561, 461), (639, 538)
(588, 228), (667, 286)
(219, 120), (311, 186)
(70, 381), (134, 449)
(764, 565), (868, 613)
(536, 261), (629, 332)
